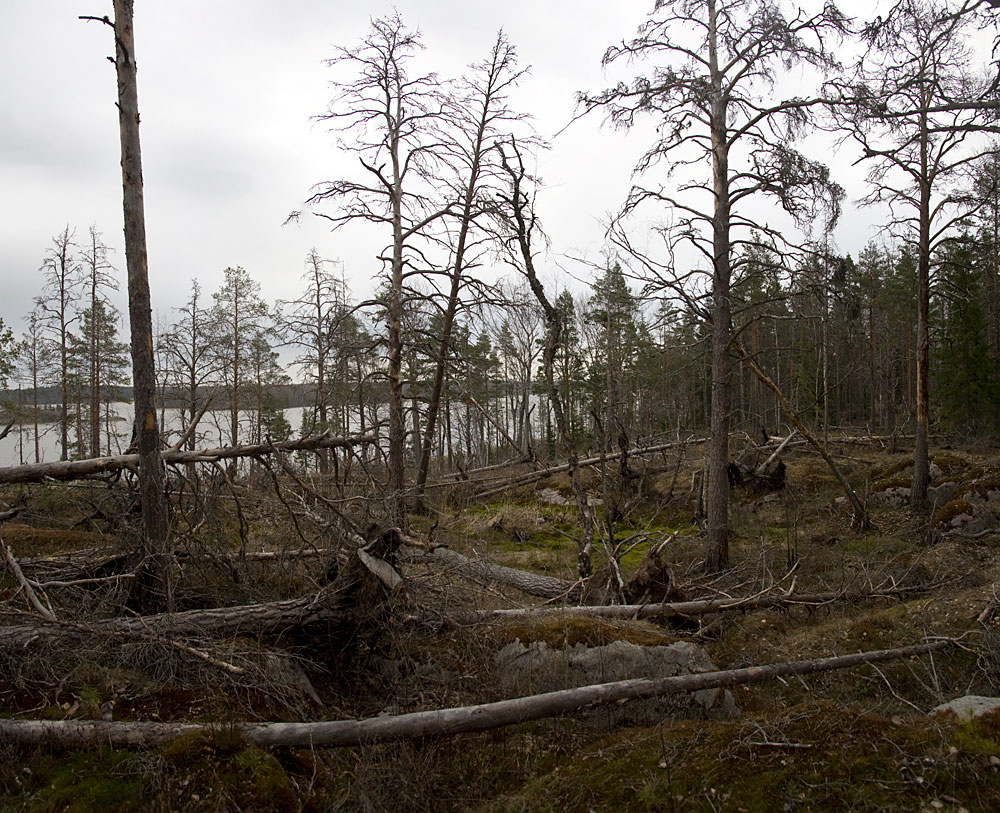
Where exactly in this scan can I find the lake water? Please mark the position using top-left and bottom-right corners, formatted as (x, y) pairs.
(0, 403), (316, 469)
(0, 396), (544, 471)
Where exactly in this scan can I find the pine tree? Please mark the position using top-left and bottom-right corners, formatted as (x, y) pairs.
(934, 238), (997, 434)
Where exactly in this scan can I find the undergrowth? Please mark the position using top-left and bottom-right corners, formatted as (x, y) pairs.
(5, 442), (1000, 810)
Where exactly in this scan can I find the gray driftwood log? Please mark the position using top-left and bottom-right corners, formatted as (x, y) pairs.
(410, 545), (578, 600)
(459, 588), (914, 622)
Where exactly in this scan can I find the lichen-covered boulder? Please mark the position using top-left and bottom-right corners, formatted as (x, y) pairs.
(931, 695), (1000, 720)
(932, 498), (991, 534)
(496, 638), (736, 726)
(871, 486), (910, 508)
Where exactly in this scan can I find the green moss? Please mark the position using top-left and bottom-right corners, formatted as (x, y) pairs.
(931, 452), (969, 474)
(495, 615), (680, 650)
(843, 535), (911, 556)
(227, 747), (298, 811)
(158, 732), (296, 811)
(487, 703), (1000, 813)
(0, 524), (111, 557)
(875, 459), (912, 480)
(956, 476), (1000, 501)
(162, 730), (238, 767)
(932, 498), (974, 527)
(872, 474), (912, 492)
(25, 751), (145, 812)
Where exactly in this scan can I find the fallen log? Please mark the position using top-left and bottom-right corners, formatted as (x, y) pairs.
(733, 340), (871, 531)
(401, 543), (578, 600)
(0, 638), (955, 749)
(755, 430), (798, 477)
(456, 588), (912, 622)
(0, 531), (401, 654)
(0, 593), (342, 652)
(0, 432), (376, 485)
(466, 439), (706, 499)
(18, 548), (131, 583)
(1, 538), (57, 620)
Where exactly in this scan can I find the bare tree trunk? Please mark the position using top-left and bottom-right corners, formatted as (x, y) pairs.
(706, 0), (731, 572)
(387, 254), (406, 526)
(113, 0), (171, 611)
(407, 544), (576, 599)
(912, 116), (931, 511)
(465, 586), (919, 622)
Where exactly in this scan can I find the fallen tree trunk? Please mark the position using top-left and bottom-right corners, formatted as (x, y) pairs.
(467, 439), (706, 499)
(0, 593), (344, 653)
(404, 544), (578, 600)
(457, 588), (912, 622)
(0, 638), (955, 749)
(0, 531), (401, 654)
(755, 430), (798, 477)
(733, 340), (872, 531)
(0, 432), (376, 485)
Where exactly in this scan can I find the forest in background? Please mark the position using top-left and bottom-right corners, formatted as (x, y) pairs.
(8, 1), (1000, 809)
(0, 1), (996, 559)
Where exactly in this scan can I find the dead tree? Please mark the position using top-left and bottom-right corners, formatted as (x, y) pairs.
(0, 431), (375, 485)
(35, 226), (82, 462)
(299, 13), (453, 527)
(0, 528), (402, 656)
(79, 2), (173, 611)
(412, 32), (529, 512)
(582, 0), (849, 570)
(496, 139), (596, 580)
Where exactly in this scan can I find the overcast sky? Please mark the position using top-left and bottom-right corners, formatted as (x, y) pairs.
(0, 0), (901, 352)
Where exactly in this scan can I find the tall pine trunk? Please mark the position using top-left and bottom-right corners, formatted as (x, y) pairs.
(113, 0), (172, 612)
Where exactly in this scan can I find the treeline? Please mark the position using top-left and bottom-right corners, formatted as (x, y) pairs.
(4, 228), (998, 469)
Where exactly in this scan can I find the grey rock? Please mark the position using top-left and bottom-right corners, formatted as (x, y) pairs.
(536, 487), (570, 506)
(931, 695), (1000, 720)
(928, 482), (957, 513)
(496, 638), (736, 727)
(872, 487), (909, 508)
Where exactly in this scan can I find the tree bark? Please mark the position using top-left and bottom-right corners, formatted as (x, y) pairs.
(706, 0), (732, 573)
(112, 0), (172, 612)
(407, 544), (577, 600)
(461, 588), (913, 622)
(0, 639), (953, 749)
(911, 110), (932, 511)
